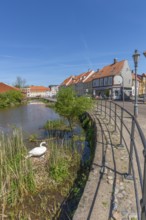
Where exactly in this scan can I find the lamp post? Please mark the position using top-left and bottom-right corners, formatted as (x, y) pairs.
(143, 51), (146, 102)
(120, 75), (124, 108)
(132, 49), (140, 118)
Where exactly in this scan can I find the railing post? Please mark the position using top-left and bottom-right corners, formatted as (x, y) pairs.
(114, 104), (117, 131)
(109, 101), (111, 124)
(127, 117), (135, 179)
(119, 108), (124, 147)
(101, 99), (102, 114)
(105, 101), (107, 117)
(141, 149), (146, 220)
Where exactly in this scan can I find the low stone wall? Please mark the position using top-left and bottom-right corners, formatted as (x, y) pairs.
(73, 112), (137, 220)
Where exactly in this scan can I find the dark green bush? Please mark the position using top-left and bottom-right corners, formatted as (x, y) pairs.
(0, 90), (23, 108)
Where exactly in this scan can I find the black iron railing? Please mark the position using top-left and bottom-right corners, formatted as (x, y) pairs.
(97, 99), (146, 220)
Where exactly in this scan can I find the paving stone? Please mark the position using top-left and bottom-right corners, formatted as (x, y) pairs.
(100, 167), (108, 174)
(115, 188), (119, 195)
(108, 175), (114, 180)
(120, 185), (125, 191)
(112, 202), (118, 211)
(122, 190), (127, 196)
(117, 193), (124, 199)
(128, 213), (137, 220)
(108, 179), (114, 184)
(121, 210), (129, 216)
(112, 211), (122, 220)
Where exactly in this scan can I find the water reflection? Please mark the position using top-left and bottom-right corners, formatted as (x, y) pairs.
(0, 103), (60, 138)
(0, 103), (90, 161)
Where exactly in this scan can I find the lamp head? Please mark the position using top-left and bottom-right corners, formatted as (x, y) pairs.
(133, 49), (140, 66)
(143, 51), (146, 57)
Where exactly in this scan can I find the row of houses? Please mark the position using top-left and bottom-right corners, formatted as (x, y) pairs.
(0, 58), (145, 101)
(0, 83), (59, 98)
(60, 59), (146, 100)
(23, 85), (59, 98)
(22, 85), (59, 98)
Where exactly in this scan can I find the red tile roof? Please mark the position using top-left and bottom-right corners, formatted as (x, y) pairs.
(73, 71), (94, 84)
(85, 60), (125, 83)
(60, 60), (127, 86)
(61, 71), (94, 86)
(0, 82), (20, 93)
(73, 72), (87, 84)
(60, 75), (75, 86)
(29, 86), (50, 92)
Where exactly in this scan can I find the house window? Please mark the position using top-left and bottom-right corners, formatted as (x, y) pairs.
(96, 79), (99, 86)
(93, 81), (96, 87)
(104, 77), (108, 86)
(93, 79), (99, 87)
(100, 78), (103, 86)
(115, 90), (119, 96)
(108, 77), (112, 85)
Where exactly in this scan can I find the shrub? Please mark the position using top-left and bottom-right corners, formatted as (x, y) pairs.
(0, 90), (23, 108)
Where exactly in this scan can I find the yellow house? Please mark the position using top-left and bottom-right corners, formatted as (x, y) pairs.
(141, 73), (146, 95)
(132, 73), (146, 96)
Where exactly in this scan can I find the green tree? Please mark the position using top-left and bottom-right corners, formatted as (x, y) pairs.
(55, 87), (93, 131)
(0, 90), (23, 108)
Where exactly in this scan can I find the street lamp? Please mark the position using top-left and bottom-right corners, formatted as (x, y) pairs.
(132, 49), (140, 118)
(120, 74), (124, 108)
(143, 51), (146, 102)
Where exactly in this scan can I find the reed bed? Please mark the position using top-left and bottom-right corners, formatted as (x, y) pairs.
(0, 129), (36, 216)
(44, 119), (70, 132)
(48, 138), (81, 188)
(0, 127), (84, 219)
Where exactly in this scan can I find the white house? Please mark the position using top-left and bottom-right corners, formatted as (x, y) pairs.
(22, 86), (50, 98)
(91, 59), (132, 100)
(48, 85), (59, 97)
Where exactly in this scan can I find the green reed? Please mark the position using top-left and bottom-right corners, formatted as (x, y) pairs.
(0, 126), (84, 218)
(48, 138), (81, 189)
(44, 119), (69, 131)
(0, 129), (36, 213)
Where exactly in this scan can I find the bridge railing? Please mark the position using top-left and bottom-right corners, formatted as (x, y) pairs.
(97, 99), (146, 220)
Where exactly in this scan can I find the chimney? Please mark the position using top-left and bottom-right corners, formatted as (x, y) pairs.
(114, 58), (118, 64)
(97, 68), (100, 72)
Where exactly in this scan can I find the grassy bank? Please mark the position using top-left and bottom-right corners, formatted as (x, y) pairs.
(58, 113), (96, 219)
(0, 112), (95, 219)
(0, 129), (82, 219)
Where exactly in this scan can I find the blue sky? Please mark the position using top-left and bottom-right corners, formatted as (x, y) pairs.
(0, 0), (146, 86)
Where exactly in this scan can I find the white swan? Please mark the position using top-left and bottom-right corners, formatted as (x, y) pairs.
(26, 141), (47, 158)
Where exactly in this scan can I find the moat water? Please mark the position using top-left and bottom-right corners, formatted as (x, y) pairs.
(0, 101), (60, 138)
